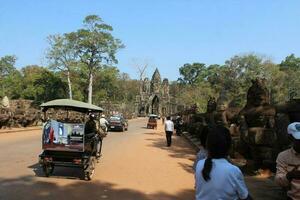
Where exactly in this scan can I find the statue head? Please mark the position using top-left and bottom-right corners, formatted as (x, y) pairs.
(1, 96), (10, 108)
(207, 96), (217, 113)
(247, 78), (269, 106)
(216, 103), (227, 111)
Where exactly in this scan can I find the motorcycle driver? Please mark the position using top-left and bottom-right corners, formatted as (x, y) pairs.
(100, 114), (109, 133)
(85, 113), (106, 158)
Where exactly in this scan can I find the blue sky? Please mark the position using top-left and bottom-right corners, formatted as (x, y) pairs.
(0, 0), (300, 80)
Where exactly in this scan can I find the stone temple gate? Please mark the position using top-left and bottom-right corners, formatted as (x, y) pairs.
(135, 68), (178, 117)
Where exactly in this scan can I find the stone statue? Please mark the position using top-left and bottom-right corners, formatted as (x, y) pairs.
(1, 96), (10, 108)
(150, 68), (161, 94)
(206, 96), (217, 113)
(214, 90), (229, 127)
(0, 96), (12, 128)
(162, 78), (169, 97)
(275, 96), (300, 151)
(239, 78), (276, 169)
(143, 78), (151, 94)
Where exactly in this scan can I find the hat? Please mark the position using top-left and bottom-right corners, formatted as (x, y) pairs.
(101, 114), (105, 118)
(287, 122), (300, 139)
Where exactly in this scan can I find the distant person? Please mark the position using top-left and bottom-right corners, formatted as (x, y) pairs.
(195, 125), (252, 200)
(162, 116), (165, 124)
(175, 115), (183, 136)
(275, 122), (300, 200)
(193, 126), (209, 169)
(164, 116), (174, 147)
(99, 114), (109, 132)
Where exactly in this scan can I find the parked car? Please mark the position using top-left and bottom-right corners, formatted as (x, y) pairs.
(108, 115), (128, 132)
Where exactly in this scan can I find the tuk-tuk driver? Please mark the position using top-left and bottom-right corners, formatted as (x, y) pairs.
(85, 113), (106, 158)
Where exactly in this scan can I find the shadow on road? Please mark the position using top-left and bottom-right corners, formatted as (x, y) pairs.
(0, 175), (194, 200)
(28, 163), (85, 180)
(244, 176), (286, 200)
(145, 133), (196, 174)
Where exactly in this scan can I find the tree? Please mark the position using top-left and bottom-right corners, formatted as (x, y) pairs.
(20, 65), (67, 104)
(3, 70), (23, 99)
(206, 64), (226, 94)
(280, 54), (300, 71)
(130, 58), (152, 94)
(93, 66), (119, 103)
(0, 55), (16, 77)
(46, 34), (77, 99)
(0, 55), (17, 97)
(279, 54), (300, 99)
(178, 63), (207, 85)
(66, 15), (124, 104)
(222, 54), (271, 105)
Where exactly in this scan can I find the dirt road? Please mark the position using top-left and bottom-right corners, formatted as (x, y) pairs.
(0, 118), (195, 200)
(0, 118), (286, 200)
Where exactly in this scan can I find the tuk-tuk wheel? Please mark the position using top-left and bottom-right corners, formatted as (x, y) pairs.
(85, 157), (96, 181)
(43, 164), (54, 177)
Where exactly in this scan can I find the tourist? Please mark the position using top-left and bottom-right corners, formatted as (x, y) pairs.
(195, 125), (252, 200)
(193, 126), (209, 169)
(164, 116), (174, 147)
(275, 122), (300, 200)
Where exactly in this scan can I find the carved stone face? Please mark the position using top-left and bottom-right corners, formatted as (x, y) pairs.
(253, 89), (268, 106)
(247, 79), (269, 107)
(217, 103), (227, 111)
(207, 98), (217, 112)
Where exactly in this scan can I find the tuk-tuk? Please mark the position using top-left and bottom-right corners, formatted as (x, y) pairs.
(147, 114), (158, 129)
(39, 99), (104, 180)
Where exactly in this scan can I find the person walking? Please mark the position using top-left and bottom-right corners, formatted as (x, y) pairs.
(195, 125), (252, 200)
(164, 116), (174, 147)
(275, 122), (300, 200)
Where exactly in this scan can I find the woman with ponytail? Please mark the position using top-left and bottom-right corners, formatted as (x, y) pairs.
(195, 125), (252, 200)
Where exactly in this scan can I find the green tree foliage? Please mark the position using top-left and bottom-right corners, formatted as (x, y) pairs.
(0, 58), (68, 104)
(0, 55), (16, 77)
(178, 63), (207, 85)
(20, 65), (67, 104)
(0, 55), (21, 98)
(280, 54), (300, 99)
(177, 53), (290, 110)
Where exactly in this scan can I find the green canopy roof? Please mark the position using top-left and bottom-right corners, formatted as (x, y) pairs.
(40, 99), (104, 112)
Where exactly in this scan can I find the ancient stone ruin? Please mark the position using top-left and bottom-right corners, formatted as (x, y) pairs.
(135, 68), (179, 117)
(0, 97), (41, 128)
(239, 79), (277, 169)
(182, 78), (299, 170)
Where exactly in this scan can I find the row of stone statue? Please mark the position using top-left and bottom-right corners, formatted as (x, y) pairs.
(185, 78), (300, 169)
(0, 97), (41, 128)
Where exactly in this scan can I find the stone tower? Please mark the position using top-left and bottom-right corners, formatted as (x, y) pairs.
(150, 68), (161, 94)
(135, 68), (177, 117)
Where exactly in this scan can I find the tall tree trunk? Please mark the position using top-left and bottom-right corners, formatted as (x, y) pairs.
(67, 70), (72, 100)
(88, 71), (93, 104)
